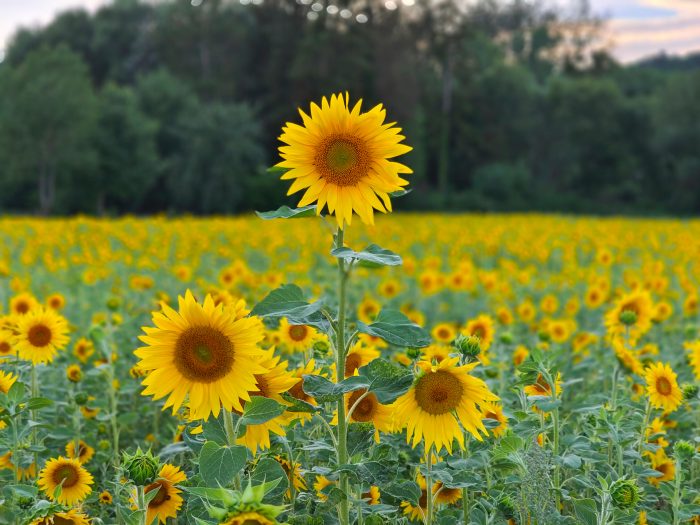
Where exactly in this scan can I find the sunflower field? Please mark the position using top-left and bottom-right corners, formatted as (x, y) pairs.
(1, 95), (700, 525)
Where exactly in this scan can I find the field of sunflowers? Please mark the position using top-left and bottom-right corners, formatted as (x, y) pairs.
(1, 94), (700, 525)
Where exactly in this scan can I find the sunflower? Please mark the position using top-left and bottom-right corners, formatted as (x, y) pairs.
(344, 342), (380, 378)
(547, 319), (572, 344)
(135, 291), (267, 421)
(358, 297), (381, 324)
(462, 315), (495, 364)
(342, 388), (393, 441)
(523, 373), (562, 415)
(363, 485), (381, 505)
(0, 451), (36, 480)
(422, 343), (451, 364)
(132, 463), (187, 524)
(46, 293), (66, 311)
(612, 338), (644, 376)
(378, 279), (401, 298)
(285, 359), (321, 425)
(644, 362), (683, 412)
(276, 92), (412, 228)
(512, 345), (529, 366)
(222, 513), (279, 525)
(9, 292), (38, 316)
(433, 480), (462, 506)
(275, 455), (306, 498)
(277, 318), (317, 354)
(517, 300), (536, 322)
(29, 510), (91, 525)
(0, 370), (17, 394)
(481, 401), (509, 438)
(236, 349), (297, 454)
(393, 357), (498, 453)
(648, 449), (675, 486)
(66, 364), (82, 383)
(72, 337), (94, 364)
(400, 473), (428, 522)
(99, 489), (113, 504)
(645, 417), (669, 449)
(314, 474), (336, 501)
(38, 456), (93, 505)
(66, 440), (95, 465)
(0, 330), (16, 357)
(604, 290), (654, 343)
(431, 323), (456, 344)
(14, 307), (70, 364)
(685, 340), (700, 380)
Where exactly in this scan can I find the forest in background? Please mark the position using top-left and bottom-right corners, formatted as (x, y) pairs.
(0, 0), (699, 216)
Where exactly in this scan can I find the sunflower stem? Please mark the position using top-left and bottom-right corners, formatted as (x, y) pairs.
(335, 227), (351, 525)
(425, 446), (434, 525)
(30, 364), (38, 468)
(461, 434), (470, 525)
(637, 399), (652, 459)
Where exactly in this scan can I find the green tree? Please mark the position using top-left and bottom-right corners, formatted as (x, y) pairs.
(91, 83), (159, 214)
(0, 45), (96, 214)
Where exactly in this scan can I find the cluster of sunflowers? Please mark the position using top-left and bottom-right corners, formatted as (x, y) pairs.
(1, 94), (700, 525)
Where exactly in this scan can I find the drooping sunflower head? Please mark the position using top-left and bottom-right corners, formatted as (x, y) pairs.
(29, 509), (91, 525)
(14, 307), (70, 364)
(66, 440), (95, 465)
(38, 456), (93, 506)
(135, 290), (266, 421)
(277, 93), (412, 228)
(140, 464), (187, 525)
(644, 362), (683, 413)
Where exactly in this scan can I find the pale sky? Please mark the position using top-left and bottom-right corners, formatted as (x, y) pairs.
(0, 0), (699, 63)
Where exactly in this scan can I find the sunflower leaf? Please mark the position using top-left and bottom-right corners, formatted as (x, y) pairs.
(240, 396), (286, 426)
(301, 374), (369, 403)
(357, 309), (431, 348)
(198, 441), (247, 488)
(250, 458), (288, 501)
(356, 358), (414, 404)
(383, 480), (421, 505)
(255, 205), (317, 220)
(331, 244), (402, 268)
(249, 284), (327, 330)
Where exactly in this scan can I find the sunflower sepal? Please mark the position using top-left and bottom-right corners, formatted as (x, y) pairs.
(256, 205), (318, 221)
(331, 244), (402, 269)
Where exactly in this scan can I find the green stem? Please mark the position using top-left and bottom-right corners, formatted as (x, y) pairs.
(335, 227), (350, 525)
(637, 400), (652, 459)
(672, 458), (683, 525)
(223, 409), (242, 490)
(425, 447), (434, 525)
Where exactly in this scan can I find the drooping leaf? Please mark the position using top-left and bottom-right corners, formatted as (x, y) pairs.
(240, 397), (286, 426)
(249, 284), (327, 330)
(255, 205), (317, 220)
(357, 309), (431, 348)
(356, 358), (414, 404)
(301, 374), (369, 403)
(331, 244), (402, 268)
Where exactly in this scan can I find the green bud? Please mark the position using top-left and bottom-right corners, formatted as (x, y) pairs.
(537, 331), (551, 343)
(106, 297), (121, 311)
(454, 334), (481, 358)
(17, 496), (33, 509)
(499, 332), (514, 344)
(684, 324), (698, 339)
(673, 440), (695, 462)
(98, 439), (110, 451)
(98, 423), (107, 434)
(610, 478), (641, 510)
(122, 447), (160, 485)
(88, 325), (106, 345)
(313, 339), (331, 356)
(406, 347), (421, 359)
(619, 310), (637, 326)
(74, 392), (89, 406)
(682, 383), (699, 401)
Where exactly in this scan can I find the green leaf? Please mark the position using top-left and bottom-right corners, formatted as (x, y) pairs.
(255, 205), (317, 220)
(26, 397), (53, 410)
(571, 498), (597, 525)
(249, 284), (327, 330)
(389, 188), (412, 198)
(240, 397), (286, 426)
(198, 441), (247, 488)
(357, 309), (431, 348)
(331, 244), (402, 268)
(561, 454), (582, 469)
(301, 374), (369, 403)
(356, 358), (414, 404)
(6, 381), (25, 404)
(251, 458), (288, 501)
(383, 481), (421, 505)
(279, 392), (320, 413)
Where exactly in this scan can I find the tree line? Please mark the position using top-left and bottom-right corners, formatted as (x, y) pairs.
(0, 0), (698, 215)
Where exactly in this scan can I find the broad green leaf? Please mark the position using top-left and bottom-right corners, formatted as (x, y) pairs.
(301, 374), (369, 403)
(383, 481), (421, 505)
(249, 284), (327, 330)
(279, 392), (320, 413)
(240, 397), (286, 426)
(251, 458), (288, 501)
(198, 441), (247, 487)
(357, 309), (431, 348)
(255, 205), (317, 220)
(357, 358), (414, 404)
(571, 498), (597, 525)
(26, 397), (53, 410)
(331, 244), (402, 268)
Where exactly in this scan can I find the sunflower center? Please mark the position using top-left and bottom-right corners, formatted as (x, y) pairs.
(52, 518), (75, 525)
(174, 326), (234, 383)
(484, 411), (499, 420)
(316, 136), (370, 186)
(241, 519), (265, 525)
(288, 325), (308, 342)
(348, 390), (377, 422)
(345, 353), (362, 377)
(656, 376), (672, 396)
(472, 326), (485, 338)
(252, 374), (271, 397)
(0, 342), (10, 354)
(28, 324), (52, 347)
(437, 328), (450, 339)
(15, 301), (29, 314)
(414, 370), (464, 415)
(53, 464), (79, 488)
(145, 481), (170, 507)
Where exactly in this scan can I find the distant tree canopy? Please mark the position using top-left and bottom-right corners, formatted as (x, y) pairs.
(0, 0), (698, 215)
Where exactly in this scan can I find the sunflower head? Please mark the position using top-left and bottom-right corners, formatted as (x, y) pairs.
(14, 307), (70, 364)
(38, 456), (93, 505)
(276, 93), (412, 228)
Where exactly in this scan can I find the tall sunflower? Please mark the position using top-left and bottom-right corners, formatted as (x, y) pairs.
(393, 357), (498, 453)
(276, 93), (412, 228)
(644, 362), (683, 413)
(38, 456), (93, 505)
(14, 307), (70, 364)
(135, 291), (267, 421)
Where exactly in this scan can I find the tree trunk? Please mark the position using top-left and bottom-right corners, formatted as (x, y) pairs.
(437, 42), (454, 202)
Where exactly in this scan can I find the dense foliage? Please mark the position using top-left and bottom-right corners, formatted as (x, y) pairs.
(0, 0), (699, 215)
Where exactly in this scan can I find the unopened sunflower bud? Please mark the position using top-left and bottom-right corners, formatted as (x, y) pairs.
(673, 440), (695, 462)
(313, 339), (331, 356)
(684, 324), (697, 339)
(405, 347), (421, 359)
(98, 439), (110, 451)
(454, 334), (481, 358)
(682, 383), (698, 401)
(499, 332), (514, 344)
(619, 310), (637, 326)
(74, 392), (89, 406)
(537, 330), (551, 343)
(122, 447), (160, 485)
(610, 478), (641, 510)
(106, 297), (121, 311)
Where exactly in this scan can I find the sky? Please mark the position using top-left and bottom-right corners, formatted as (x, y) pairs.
(0, 0), (699, 63)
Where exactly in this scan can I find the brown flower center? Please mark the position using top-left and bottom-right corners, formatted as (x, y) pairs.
(414, 370), (464, 415)
(145, 480), (170, 507)
(316, 136), (370, 187)
(0, 342), (11, 355)
(15, 301), (29, 314)
(28, 324), (52, 347)
(656, 376), (673, 396)
(53, 464), (79, 488)
(174, 326), (234, 383)
(348, 389), (378, 422)
(288, 325), (308, 342)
